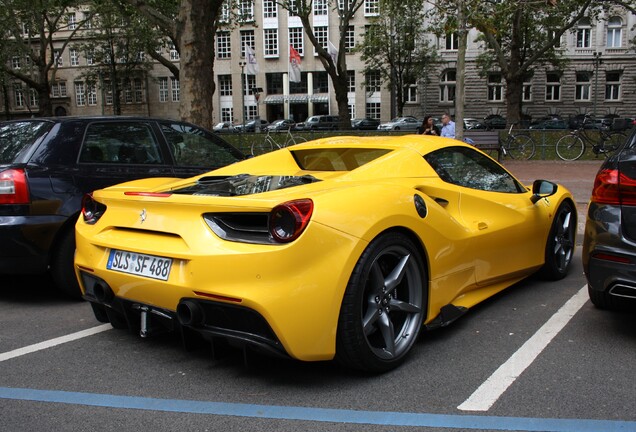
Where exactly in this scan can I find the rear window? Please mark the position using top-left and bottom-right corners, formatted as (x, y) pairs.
(292, 148), (391, 171)
(0, 121), (53, 163)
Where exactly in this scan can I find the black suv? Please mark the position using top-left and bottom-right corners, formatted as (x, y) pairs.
(0, 116), (244, 297)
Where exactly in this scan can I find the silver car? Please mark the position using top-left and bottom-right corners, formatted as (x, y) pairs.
(377, 116), (421, 131)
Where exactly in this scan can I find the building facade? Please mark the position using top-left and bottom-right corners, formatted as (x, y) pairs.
(2, 2), (635, 125)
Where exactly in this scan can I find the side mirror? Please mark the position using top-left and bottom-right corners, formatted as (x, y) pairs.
(530, 179), (558, 204)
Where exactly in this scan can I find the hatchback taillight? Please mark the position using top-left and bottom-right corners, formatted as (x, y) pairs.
(81, 193), (107, 224)
(591, 168), (636, 206)
(0, 169), (29, 204)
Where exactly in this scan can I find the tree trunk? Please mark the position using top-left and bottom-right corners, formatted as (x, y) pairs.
(176, 0), (218, 130)
(505, 76), (523, 127)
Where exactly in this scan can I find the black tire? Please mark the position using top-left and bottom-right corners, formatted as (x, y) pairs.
(537, 201), (576, 280)
(50, 229), (82, 299)
(556, 135), (585, 161)
(603, 132), (627, 157)
(508, 135), (535, 160)
(336, 232), (426, 373)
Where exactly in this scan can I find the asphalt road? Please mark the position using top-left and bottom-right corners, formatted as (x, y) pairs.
(1, 159), (635, 432)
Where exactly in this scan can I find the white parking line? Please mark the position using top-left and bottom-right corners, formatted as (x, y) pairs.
(0, 324), (112, 362)
(458, 285), (589, 412)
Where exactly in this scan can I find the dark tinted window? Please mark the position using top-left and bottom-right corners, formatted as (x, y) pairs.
(160, 122), (242, 167)
(80, 122), (164, 164)
(0, 121), (53, 163)
(425, 146), (524, 193)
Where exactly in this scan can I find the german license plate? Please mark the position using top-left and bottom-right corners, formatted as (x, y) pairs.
(107, 249), (172, 281)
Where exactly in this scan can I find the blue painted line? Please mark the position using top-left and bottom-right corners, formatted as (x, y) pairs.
(1, 387), (634, 431)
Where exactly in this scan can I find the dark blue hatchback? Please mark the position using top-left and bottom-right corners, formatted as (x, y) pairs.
(0, 116), (244, 298)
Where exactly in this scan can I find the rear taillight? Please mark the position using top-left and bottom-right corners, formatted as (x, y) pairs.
(591, 168), (636, 206)
(81, 193), (107, 224)
(269, 199), (313, 243)
(0, 169), (30, 204)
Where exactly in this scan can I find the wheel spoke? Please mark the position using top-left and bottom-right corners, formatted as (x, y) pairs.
(389, 298), (421, 314)
(384, 254), (410, 294)
(362, 308), (381, 336)
(378, 312), (396, 357)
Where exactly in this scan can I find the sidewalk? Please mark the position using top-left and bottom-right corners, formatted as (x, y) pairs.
(502, 159), (604, 237)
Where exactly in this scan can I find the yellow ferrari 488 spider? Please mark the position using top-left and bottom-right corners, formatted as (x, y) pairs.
(75, 135), (576, 372)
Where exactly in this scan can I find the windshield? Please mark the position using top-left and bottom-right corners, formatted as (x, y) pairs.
(0, 120), (53, 163)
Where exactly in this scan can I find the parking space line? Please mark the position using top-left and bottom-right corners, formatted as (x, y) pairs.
(458, 285), (589, 412)
(0, 324), (112, 362)
(1, 386), (634, 431)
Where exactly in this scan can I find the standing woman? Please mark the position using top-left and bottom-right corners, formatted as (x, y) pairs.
(419, 115), (440, 135)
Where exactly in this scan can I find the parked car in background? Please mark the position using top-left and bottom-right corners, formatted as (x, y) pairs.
(464, 118), (488, 130)
(529, 118), (569, 130)
(351, 118), (381, 130)
(304, 115), (340, 131)
(212, 122), (235, 133)
(377, 116), (421, 131)
(483, 114), (507, 130)
(234, 119), (270, 133)
(266, 119), (296, 131)
(0, 117), (245, 298)
(583, 127), (636, 311)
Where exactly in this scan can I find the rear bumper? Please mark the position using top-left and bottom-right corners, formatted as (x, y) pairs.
(0, 215), (67, 274)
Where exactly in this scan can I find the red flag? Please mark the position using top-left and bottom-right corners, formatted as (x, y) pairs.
(289, 45), (302, 83)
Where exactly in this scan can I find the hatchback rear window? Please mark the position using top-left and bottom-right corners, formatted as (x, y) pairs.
(0, 121), (53, 163)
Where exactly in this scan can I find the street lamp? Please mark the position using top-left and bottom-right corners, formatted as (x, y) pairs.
(593, 52), (602, 118)
(239, 60), (246, 130)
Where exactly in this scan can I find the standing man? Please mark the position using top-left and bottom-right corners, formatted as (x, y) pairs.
(440, 113), (456, 138)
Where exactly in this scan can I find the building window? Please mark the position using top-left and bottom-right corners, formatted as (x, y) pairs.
(54, 50), (63, 67)
(86, 50), (94, 65)
(545, 72), (561, 101)
(576, 18), (591, 48)
(488, 73), (504, 101)
(75, 82), (86, 106)
(313, 71), (329, 93)
(123, 80), (133, 104)
(365, 71), (381, 93)
(364, 0), (379, 15)
(349, 104), (355, 119)
(263, 0), (277, 18)
(159, 77), (169, 102)
(240, 0), (254, 21)
(67, 13), (77, 30)
(314, 0), (328, 15)
(70, 48), (79, 66)
(314, 26), (328, 54)
(169, 43), (179, 61)
(289, 28), (304, 55)
(445, 33), (458, 50)
(217, 32), (231, 59)
(405, 84), (417, 103)
(171, 77), (180, 102)
(575, 72), (591, 101)
(263, 28), (279, 57)
(522, 75), (532, 102)
(103, 81), (113, 105)
(241, 30), (256, 57)
(14, 84), (24, 108)
(218, 75), (232, 96)
(11, 57), (21, 70)
(245, 105), (258, 120)
(29, 88), (38, 107)
(245, 75), (256, 96)
(87, 83), (97, 106)
(51, 81), (67, 98)
(547, 29), (562, 48)
(605, 71), (621, 101)
(347, 71), (355, 93)
(134, 79), (144, 103)
(606, 16), (622, 48)
(440, 69), (456, 103)
(221, 107), (233, 122)
(345, 26), (355, 53)
(366, 102), (381, 119)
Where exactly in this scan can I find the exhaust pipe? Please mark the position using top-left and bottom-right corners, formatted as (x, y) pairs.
(610, 283), (636, 299)
(177, 300), (205, 327)
(93, 282), (114, 303)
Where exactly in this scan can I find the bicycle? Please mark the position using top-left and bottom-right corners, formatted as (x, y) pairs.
(251, 127), (307, 156)
(555, 119), (627, 161)
(499, 123), (536, 160)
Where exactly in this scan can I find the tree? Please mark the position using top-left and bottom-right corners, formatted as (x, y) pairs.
(358, 0), (438, 118)
(0, 0), (93, 116)
(122, 0), (225, 130)
(78, 0), (158, 115)
(278, 0), (366, 130)
(432, 0), (601, 126)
